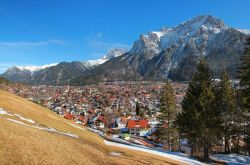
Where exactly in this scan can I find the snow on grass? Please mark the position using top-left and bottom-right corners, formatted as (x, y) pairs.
(14, 114), (36, 124)
(66, 122), (86, 130)
(7, 118), (78, 139)
(210, 153), (250, 165)
(7, 118), (27, 125)
(109, 152), (123, 156)
(45, 128), (79, 138)
(104, 140), (205, 165)
(0, 108), (13, 116)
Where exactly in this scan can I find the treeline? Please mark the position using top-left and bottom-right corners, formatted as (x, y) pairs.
(157, 37), (250, 160)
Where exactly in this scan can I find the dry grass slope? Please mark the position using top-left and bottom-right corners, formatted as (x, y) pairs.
(0, 90), (185, 165)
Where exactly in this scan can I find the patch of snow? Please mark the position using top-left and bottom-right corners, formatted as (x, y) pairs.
(102, 48), (126, 60)
(210, 154), (250, 165)
(109, 152), (123, 156)
(83, 58), (107, 68)
(66, 122), (85, 130)
(120, 56), (127, 61)
(104, 140), (205, 165)
(14, 114), (36, 124)
(17, 63), (58, 72)
(151, 31), (166, 39)
(213, 27), (222, 34)
(156, 53), (164, 66)
(29, 126), (79, 138)
(48, 128), (79, 138)
(7, 118), (78, 138)
(0, 108), (13, 116)
(7, 118), (26, 125)
(237, 29), (250, 35)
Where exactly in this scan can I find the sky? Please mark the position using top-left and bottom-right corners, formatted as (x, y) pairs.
(0, 0), (250, 73)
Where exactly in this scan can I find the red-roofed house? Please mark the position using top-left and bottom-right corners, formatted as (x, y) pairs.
(77, 115), (87, 125)
(95, 114), (106, 128)
(64, 112), (75, 120)
(127, 120), (149, 135)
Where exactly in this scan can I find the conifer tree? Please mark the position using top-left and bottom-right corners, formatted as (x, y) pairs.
(237, 37), (250, 155)
(157, 81), (176, 151)
(135, 101), (141, 117)
(215, 71), (236, 153)
(175, 59), (221, 160)
(238, 37), (250, 111)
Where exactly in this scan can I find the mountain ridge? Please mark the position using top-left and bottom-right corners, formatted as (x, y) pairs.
(1, 48), (126, 85)
(70, 15), (248, 85)
(1, 15), (249, 85)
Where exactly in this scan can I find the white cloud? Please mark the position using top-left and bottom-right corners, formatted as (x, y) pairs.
(0, 39), (65, 48)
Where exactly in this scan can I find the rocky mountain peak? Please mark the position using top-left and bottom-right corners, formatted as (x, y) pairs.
(177, 15), (225, 30)
(1, 15), (249, 85)
(102, 48), (126, 60)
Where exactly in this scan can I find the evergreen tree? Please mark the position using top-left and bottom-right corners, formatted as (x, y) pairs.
(175, 59), (221, 160)
(215, 71), (236, 153)
(238, 37), (250, 111)
(237, 37), (250, 155)
(157, 81), (177, 151)
(135, 101), (141, 117)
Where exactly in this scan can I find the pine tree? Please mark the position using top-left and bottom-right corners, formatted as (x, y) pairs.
(215, 71), (236, 153)
(135, 101), (141, 117)
(237, 37), (250, 155)
(157, 81), (176, 151)
(175, 59), (221, 160)
(238, 37), (250, 111)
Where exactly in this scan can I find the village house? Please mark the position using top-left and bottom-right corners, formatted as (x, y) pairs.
(95, 114), (106, 129)
(127, 119), (149, 136)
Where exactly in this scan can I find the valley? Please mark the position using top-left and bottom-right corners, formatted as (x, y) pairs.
(1, 1), (250, 164)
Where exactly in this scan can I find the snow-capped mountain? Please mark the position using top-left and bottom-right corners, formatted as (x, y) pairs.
(16, 63), (58, 72)
(81, 59), (107, 69)
(130, 15), (226, 59)
(2, 15), (249, 85)
(102, 48), (126, 60)
(71, 15), (249, 85)
(237, 29), (250, 35)
(82, 48), (126, 68)
(1, 48), (127, 85)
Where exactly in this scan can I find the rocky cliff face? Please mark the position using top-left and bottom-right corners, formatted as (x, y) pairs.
(71, 15), (248, 85)
(2, 15), (249, 85)
(127, 15), (247, 80)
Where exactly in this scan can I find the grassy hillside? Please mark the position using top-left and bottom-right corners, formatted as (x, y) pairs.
(0, 90), (183, 165)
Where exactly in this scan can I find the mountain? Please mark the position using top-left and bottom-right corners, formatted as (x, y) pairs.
(0, 90), (180, 164)
(238, 29), (250, 35)
(2, 15), (249, 85)
(1, 48), (126, 85)
(31, 61), (94, 85)
(71, 15), (249, 85)
(102, 48), (127, 60)
(0, 77), (10, 84)
(1, 64), (57, 84)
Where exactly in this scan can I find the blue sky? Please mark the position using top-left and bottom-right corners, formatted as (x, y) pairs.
(0, 0), (250, 73)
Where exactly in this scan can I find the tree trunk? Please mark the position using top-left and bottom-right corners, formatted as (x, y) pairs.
(191, 144), (193, 156)
(237, 132), (240, 154)
(168, 112), (171, 151)
(204, 144), (209, 160)
(225, 132), (228, 153)
(227, 140), (231, 154)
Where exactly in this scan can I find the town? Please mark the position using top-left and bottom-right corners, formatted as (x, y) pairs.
(3, 81), (188, 148)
